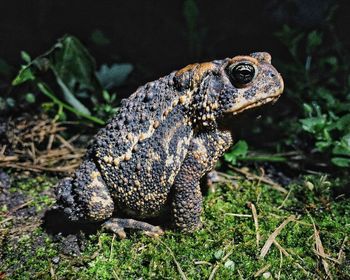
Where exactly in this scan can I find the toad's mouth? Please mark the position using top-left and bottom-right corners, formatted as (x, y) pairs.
(230, 94), (282, 115)
(226, 91), (282, 115)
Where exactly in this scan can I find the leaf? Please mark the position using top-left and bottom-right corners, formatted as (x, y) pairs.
(316, 87), (336, 107)
(275, 25), (304, 58)
(331, 157), (350, 167)
(51, 35), (102, 102)
(37, 82), (105, 125)
(332, 134), (350, 156)
(12, 66), (35, 85)
(300, 116), (327, 134)
(224, 259), (235, 271)
(214, 249), (224, 260)
(342, 134), (350, 147)
(303, 103), (313, 115)
(96, 63), (133, 89)
(307, 30), (323, 53)
(102, 90), (111, 102)
(324, 56), (337, 66)
(0, 58), (12, 76)
(90, 29), (110, 46)
(25, 93), (36, 103)
(315, 140), (332, 151)
(56, 76), (91, 115)
(13, 35), (104, 119)
(183, 0), (199, 30)
(21, 51), (31, 63)
(224, 140), (248, 165)
(6, 98), (15, 107)
(334, 114), (350, 130)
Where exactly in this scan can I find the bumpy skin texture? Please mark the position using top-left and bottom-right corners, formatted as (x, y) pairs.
(55, 52), (284, 234)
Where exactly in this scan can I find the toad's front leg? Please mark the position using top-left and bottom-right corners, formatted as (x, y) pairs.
(102, 218), (164, 239)
(172, 129), (232, 232)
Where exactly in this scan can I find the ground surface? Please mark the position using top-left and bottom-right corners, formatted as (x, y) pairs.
(0, 169), (349, 279)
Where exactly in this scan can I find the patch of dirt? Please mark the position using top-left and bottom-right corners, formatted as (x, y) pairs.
(0, 114), (86, 173)
(0, 175), (98, 270)
(0, 180), (46, 247)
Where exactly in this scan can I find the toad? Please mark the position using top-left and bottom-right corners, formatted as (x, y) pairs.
(55, 52), (284, 238)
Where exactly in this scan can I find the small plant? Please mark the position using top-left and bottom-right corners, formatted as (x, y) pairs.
(300, 103), (350, 167)
(93, 90), (120, 120)
(224, 140), (248, 165)
(275, 14), (350, 168)
(11, 35), (132, 124)
(183, 0), (205, 59)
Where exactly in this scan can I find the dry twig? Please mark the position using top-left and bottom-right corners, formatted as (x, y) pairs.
(260, 215), (295, 258)
(308, 213), (333, 279)
(0, 115), (86, 173)
(229, 165), (288, 194)
(157, 237), (188, 280)
(273, 240), (309, 276)
(337, 236), (348, 264)
(254, 264), (271, 278)
(208, 247), (234, 280)
(224, 213), (252, 218)
(277, 189), (292, 209)
(248, 202), (260, 249)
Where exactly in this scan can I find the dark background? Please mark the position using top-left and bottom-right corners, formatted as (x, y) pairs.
(1, 0), (349, 94)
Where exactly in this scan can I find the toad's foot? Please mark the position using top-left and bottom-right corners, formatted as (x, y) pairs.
(102, 218), (164, 239)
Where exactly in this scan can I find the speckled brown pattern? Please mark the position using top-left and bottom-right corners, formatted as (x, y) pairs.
(55, 52), (284, 236)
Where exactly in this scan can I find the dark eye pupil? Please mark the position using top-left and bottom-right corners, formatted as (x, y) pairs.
(229, 63), (255, 85)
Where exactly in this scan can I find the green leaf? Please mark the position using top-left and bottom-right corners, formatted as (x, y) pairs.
(102, 90), (111, 102)
(90, 29), (110, 46)
(300, 116), (327, 133)
(6, 98), (15, 107)
(183, 0), (199, 30)
(25, 93), (36, 104)
(324, 56), (337, 66)
(12, 66), (35, 85)
(50, 35), (102, 110)
(332, 134), (350, 156)
(303, 103), (313, 115)
(316, 87), (335, 107)
(0, 58), (12, 76)
(56, 76), (91, 115)
(12, 35), (104, 121)
(224, 259), (235, 271)
(315, 140), (332, 151)
(21, 51), (31, 63)
(224, 140), (248, 165)
(342, 133), (350, 147)
(334, 114), (350, 130)
(96, 63), (133, 89)
(37, 82), (104, 125)
(331, 157), (350, 167)
(275, 25), (304, 58)
(214, 249), (224, 260)
(307, 30), (322, 53)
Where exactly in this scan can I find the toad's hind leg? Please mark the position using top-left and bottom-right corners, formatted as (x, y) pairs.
(55, 159), (114, 222)
(102, 218), (164, 239)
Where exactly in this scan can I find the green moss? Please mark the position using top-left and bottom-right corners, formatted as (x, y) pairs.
(13, 175), (57, 210)
(1, 174), (349, 279)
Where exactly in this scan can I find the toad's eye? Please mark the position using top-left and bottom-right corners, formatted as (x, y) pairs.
(228, 63), (255, 86)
